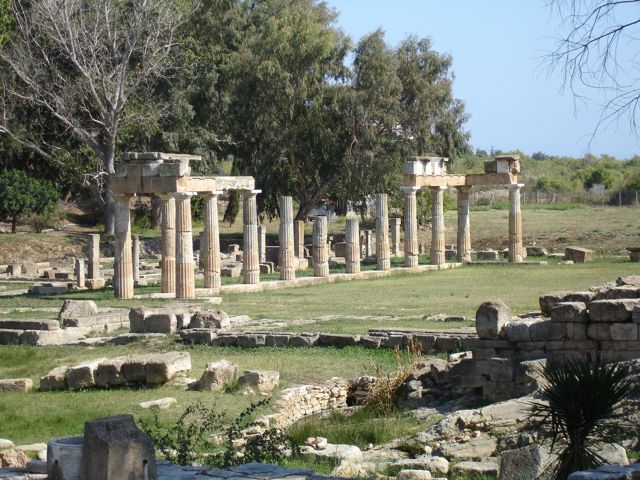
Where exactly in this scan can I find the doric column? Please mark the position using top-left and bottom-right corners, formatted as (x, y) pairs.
(456, 186), (472, 262)
(198, 232), (205, 272)
(159, 194), (176, 294)
(87, 234), (101, 281)
(345, 217), (360, 274)
(113, 193), (134, 299)
(278, 196), (296, 280)
(508, 184), (524, 263)
(365, 230), (372, 258)
(132, 235), (140, 282)
(430, 186), (446, 266)
(403, 186), (420, 267)
(242, 189), (261, 284)
(390, 217), (402, 256)
(375, 193), (390, 270)
(312, 216), (329, 277)
(258, 225), (267, 263)
(174, 192), (196, 299)
(75, 258), (85, 288)
(294, 220), (305, 258)
(202, 191), (222, 289)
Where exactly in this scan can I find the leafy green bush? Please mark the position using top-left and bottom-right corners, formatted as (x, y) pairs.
(0, 170), (59, 233)
(528, 359), (632, 480)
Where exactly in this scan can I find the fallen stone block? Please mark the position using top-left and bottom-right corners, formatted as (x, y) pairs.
(145, 352), (191, 385)
(189, 310), (229, 330)
(138, 398), (176, 410)
(198, 360), (239, 391)
(238, 370), (279, 393)
(67, 358), (107, 390)
(499, 444), (555, 480)
(529, 319), (567, 341)
(540, 291), (595, 315)
(86, 278), (106, 290)
(20, 329), (86, 346)
(0, 319), (60, 331)
(477, 249), (500, 261)
(0, 329), (23, 345)
(526, 246), (548, 257)
(476, 300), (511, 339)
(40, 366), (69, 391)
(179, 329), (216, 345)
(58, 299), (99, 322)
(265, 334), (290, 347)
(28, 284), (68, 295)
(589, 299), (639, 322)
(551, 302), (588, 323)
(565, 246), (595, 263)
(289, 334), (319, 347)
(94, 357), (128, 387)
(0, 378), (33, 393)
(221, 265), (242, 278)
(236, 333), (266, 347)
(593, 286), (640, 300)
(610, 323), (639, 341)
(451, 461), (498, 477)
(143, 313), (177, 334)
(121, 354), (157, 384)
(318, 333), (360, 347)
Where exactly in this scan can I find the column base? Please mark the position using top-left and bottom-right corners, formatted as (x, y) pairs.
(405, 256), (419, 268)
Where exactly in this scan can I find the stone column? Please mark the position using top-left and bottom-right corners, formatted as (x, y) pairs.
(456, 186), (472, 262)
(174, 192), (196, 299)
(258, 225), (267, 263)
(198, 232), (205, 271)
(278, 196), (296, 280)
(113, 194), (134, 299)
(132, 235), (140, 282)
(75, 258), (85, 288)
(294, 220), (305, 258)
(202, 191), (222, 289)
(345, 217), (360, 274)
(159, 194), (176, 294)
(312, 216), (329, 277)
(508, 184), (524, 263)
(403, 186), (420, 267)
(87, 234), (101, 281)
(430, 186), (446, 266)
(390, 217), (402, 256)
(364, 230), (372, 258)
(375, 193), (390, 270)
(242, 190), (261, 284)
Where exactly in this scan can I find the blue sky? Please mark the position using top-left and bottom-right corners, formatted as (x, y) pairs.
(324, 1), (640, 159)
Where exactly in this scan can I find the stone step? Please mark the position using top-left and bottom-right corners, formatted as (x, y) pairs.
(62, 311), (129, 328)
(0, 319), (59, 331)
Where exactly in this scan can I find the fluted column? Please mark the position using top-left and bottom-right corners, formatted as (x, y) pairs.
(202, 191), (222, 289)
(345, 217), (360, 274)
(132, 235), (140, 282)
(508, 184), (524, 263)
(294, 220), (305, 259)
(375, 193), (390, 270)
(113, 193), (134, 299)
(403, 186), (420, 267)
(278, 196), (296, 280)
(312, 216), (329, 277)
(87, 234), (101, 282)
(242, 189), (261, 284)
(174, 192), (196, 299)
(364, 230), (372, 258)
(456, 186), (472, 262)
(390, 217), (402, 256)
(75, 258), (85, 288)
(258, 225), (267, 263)
(159, 194), (176, 294)
(430, 186), (446, 266)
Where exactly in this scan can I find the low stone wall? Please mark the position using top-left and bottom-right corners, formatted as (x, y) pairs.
(568, 463), (640, 479)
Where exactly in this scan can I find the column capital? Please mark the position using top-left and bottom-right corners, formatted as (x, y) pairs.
(241, 189), (262, 196)
(171, 191), (197, 200)
(455, 185), (473, 192)
(201, 190), (224, 199)
(507, 183), (525, 190)
(428, 185), (448, 191)
(401, 186), (421, 193)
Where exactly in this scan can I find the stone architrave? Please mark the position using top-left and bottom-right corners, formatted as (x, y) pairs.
(294, 220), (305, 258)
(508, 184), (524, 263)
(202, 191), (222, 290)
(312, 216), (329, 277)
(132, 235), (140, 282)
(173, 192), (196, 299)
(258, 225), (267, 263)
(159, 194), (176, 294)
(403, 186), (420, 267)
(278, 196), (296, 281)
(113, 194), (134, 299)
(430, 186), (446, 266)
(74, 258), (85, 288)
(345, 217), (360, 274)
(87, 234), (101, 281)
(456, 186), (472, 262)
(390, 217), (402, 256)
(375, 193), (390, 271)
(242, 190), (261, 284)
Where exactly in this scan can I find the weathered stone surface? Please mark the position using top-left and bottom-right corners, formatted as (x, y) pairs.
(565, 246), (595, 263)
(67, 358), (107, 390)
(144, 352), (192, 385)
(529, 320), (567, 341)
(318, 333), (360, 347)
(40, 366), (68, 391)
(0, 439), (15, 449)
(94, 357), (127, 387)
(299, 443), (362, 463)
(198, 360), (238, 391)
(589, 299), (639, 322)
(476, 300), (512, 339)
(593, 286), (640, 301)
(81, 414), (156, 480)
(551, 302), (588, 323)
(139, 398), (177, 410)
(0, 449), (29, 468)
(238, 370), (279, 393)
(609, 323), (639, 341)
(0, 378), (33, 393)
(499, 444), (554, 480)
(143, 313), (177, 334)
(451, 461), (498, 476)
(598, 443), (628, 466)
(0, 319), (59, 331)
(179, 329), (216, 345)
(289, 334), (318, 347)
(188, 310), (229, 330)
(634, 305), (640, 323)
(397, 470), (432, 480)
(526, 246), (548, 257)
(0, 329), (22, 345)
(503, 319), (538, 342)
(57, 300), (99, 322)
(236, 334), (266, 347)
(437, 435), (498, 459)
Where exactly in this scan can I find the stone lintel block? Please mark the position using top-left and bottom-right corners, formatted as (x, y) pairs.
(589, 299), (639, 322)
(143, 313), (177, 334)
(238, 370), (280, 393)
(179, 329), (216, 345)
(529, 320), (567, 342)
(0, 319), (60, 331)
(265, 334), (290, 347)
(359, 336), (382, 349)
(236, 334), (266, 347)
(539, 291), (595, 315)
(550, 302), (588, 323)
(0, 329), (23, 345)
(67, 358), (107, 390)
(318, 333), (361, 347)
(412, 334), (436, 351)
(587, 323), (611, 341)
(144, 352), (191, 384)
(503, 320), (538, 342)
(210, 334), (238, 346)
(94, 357), (128, 387)
(593, 286), (640, 301)
(40, 366), (69, 391)
(289, 334), (319, 347)
(564, 246), (595, 263)
(121, 354), (158, 384)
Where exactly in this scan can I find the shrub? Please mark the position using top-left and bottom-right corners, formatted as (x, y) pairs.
(528, 359), (633, 480)
(0, 170), (59, 233)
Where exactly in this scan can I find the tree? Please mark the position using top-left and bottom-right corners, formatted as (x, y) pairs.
(547, 0), (640, 136)
(583, 166), (615, 189)
(0, 169), (58, 232)
(0, 0), (186, 233)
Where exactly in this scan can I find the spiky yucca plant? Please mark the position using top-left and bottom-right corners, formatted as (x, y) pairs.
(528, 358), (633, 480)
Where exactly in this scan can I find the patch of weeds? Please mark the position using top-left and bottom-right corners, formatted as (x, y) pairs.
(395, 438), (424, 457)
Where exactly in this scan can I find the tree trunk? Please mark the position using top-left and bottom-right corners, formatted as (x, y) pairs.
(103, 143), (116, 235)
(11, 218), (16, 233)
